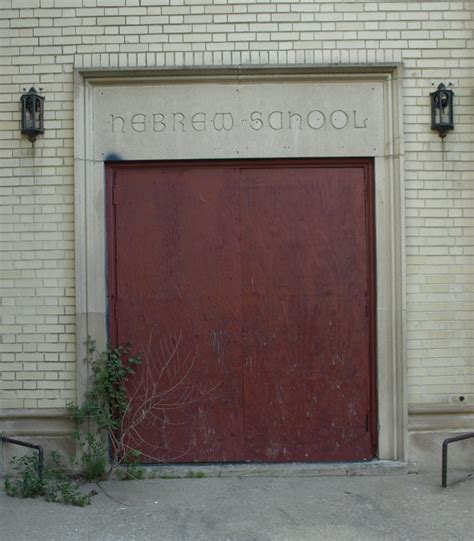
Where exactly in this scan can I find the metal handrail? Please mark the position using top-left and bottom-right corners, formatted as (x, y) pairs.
(441, 432), (474, 488)
(1, 435), (44, 480)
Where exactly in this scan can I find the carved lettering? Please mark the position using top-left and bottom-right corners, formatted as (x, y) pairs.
(288, 111), (303, 130)
(353, 110), (368, 129)
(307, 110), (325, 130)
(153, 113), (166, 132)
(109, 107), (369, 135)
(173, 112), (185, 132)
(213, 112), (234, 131)
(268, 111), (283, 131)
(192, 112), (207, 132)
(330, 110), (349, 129)
(131, 113), (146, 132)
(111, 115), (125, 134)
(250, 111), (263, 131)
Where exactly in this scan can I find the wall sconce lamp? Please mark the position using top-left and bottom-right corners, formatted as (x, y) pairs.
(21, 87), (45, 143)
(430, 83), (454, 139)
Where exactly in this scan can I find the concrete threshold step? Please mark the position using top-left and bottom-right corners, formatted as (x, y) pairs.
(146, 460), (418, 479)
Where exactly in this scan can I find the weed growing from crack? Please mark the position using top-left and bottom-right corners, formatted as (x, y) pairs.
(4, 452), (91, 507)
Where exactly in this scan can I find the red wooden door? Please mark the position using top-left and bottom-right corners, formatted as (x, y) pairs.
(240, 165), (375, 461)
(108, 166), (244, 462)
(107, 159), (376, 463)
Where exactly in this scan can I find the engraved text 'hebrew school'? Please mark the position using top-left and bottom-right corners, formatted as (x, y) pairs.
(110, 109), (369, 134)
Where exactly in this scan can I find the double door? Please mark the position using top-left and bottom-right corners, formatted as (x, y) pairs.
(107, 159), (376, 462)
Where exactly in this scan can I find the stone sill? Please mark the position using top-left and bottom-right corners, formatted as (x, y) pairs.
(145, 460), (418, 479)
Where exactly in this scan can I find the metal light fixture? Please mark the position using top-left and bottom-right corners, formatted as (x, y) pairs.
(20, 87), (45, 143)
(430, 83), (454, 139)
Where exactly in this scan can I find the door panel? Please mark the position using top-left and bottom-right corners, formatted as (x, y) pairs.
(110, 166), (244, 462)
(240, 166), (373, 461)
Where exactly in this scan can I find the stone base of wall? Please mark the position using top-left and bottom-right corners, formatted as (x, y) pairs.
(0, 409), (76, 474)
(408, 405), (474, 473)
(1, 406), (473, 475)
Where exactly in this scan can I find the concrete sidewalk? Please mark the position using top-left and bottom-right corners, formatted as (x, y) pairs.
(0, 470), (472, 541)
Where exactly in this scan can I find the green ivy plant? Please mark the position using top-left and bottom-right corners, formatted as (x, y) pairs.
(67, 337), (142, 477)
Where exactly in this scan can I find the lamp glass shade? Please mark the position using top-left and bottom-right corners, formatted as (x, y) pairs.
(430, 83), (454, 137)
(21, 87), (45, 142)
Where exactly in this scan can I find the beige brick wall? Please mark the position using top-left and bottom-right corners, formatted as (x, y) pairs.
(0, 1), (472, 411)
